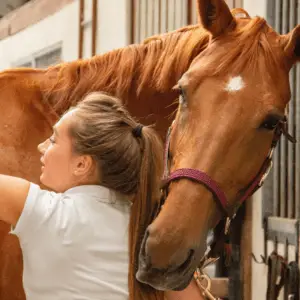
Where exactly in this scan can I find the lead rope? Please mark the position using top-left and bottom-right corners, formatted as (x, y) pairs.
(194, 262), (223, 300)
(194, 222), (232, 300)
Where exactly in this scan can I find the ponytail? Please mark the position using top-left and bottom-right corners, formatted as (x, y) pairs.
(128, 126), (165, 300)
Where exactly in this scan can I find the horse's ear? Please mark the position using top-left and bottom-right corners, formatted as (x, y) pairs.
(196, 0), (235, 37)
(284, 25), (300, 61)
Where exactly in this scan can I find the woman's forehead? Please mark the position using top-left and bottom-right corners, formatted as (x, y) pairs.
(55, 108), (78, 131)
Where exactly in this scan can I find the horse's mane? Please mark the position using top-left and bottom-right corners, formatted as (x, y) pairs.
(40, 25), (210, 114)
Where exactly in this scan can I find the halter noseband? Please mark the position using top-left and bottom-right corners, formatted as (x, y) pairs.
(161, 118), (296, 219)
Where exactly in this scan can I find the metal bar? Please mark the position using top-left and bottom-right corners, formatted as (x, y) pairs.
(187, 0), (192, 24)
(91, 0), (98, 56)
(137, 0), (141, 43)
(158, 0), (161, 33)
(280, 0), (288, 217)
(281, 0), (289, 34)
(288, 0), (296, 219)
(273, 0), (282, 217)
(130, 0), (136, 43)
(284, 237), (289, 300)
(78, 0), (84, 59)
(297, 222), (299, 264)
(150, 0), (156, 35)
(295, 0), (300, 220)
(272, 138), (280, 215)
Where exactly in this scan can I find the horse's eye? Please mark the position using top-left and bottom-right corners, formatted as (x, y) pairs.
(260, 115), (281, 131)
(178, 86), (186, 106)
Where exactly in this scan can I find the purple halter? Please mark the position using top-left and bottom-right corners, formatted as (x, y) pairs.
(161, 118), (296, 219)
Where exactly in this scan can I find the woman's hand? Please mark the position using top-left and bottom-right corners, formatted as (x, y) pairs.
(165, 278), (206, 300)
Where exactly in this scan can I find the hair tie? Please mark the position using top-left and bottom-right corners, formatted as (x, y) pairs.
(132, 124), (144, 138)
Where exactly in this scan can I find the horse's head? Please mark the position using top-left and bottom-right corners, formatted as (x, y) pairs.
(137, 0), (300, 291)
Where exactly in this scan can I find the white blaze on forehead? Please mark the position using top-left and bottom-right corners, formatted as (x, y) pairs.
(225, 76), (245, 92)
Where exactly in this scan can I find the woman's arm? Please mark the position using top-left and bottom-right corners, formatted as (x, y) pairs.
(165, 279), (205, 300)
(0, 175), (30, 226)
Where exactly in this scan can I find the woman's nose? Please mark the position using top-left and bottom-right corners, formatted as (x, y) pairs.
(38, 139), (49, 154)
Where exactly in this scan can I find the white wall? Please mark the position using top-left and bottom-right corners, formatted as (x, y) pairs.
(97, 0), (131, 54)
(0, 0), (131, 70)
(243, 0), (267, 19)
(0, 1), (79, 70)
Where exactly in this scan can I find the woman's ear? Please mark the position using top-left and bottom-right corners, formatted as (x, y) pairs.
(73, 155), (94, 177)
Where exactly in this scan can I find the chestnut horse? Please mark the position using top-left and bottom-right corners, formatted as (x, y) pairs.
(0, 0), (299, 299)
(137, 0), (300, 292)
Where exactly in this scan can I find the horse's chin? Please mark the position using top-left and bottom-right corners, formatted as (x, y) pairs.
(136, 236), (206, 291)
(136, 266), (194, 291)
(136, 251), (198, 291)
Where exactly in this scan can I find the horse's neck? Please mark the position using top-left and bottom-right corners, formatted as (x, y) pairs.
(43, 27), (207, 134)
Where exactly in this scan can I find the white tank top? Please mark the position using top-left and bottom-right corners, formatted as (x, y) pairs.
(11, 183), (130, 300)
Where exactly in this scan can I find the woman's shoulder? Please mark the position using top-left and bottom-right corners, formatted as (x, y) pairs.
(30, 183), (127, 205)
(64, 184), (131, 208)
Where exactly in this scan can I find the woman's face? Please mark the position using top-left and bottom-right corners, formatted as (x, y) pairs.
(38, 110), (83, 192)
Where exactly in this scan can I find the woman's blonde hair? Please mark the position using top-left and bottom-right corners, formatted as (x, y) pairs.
(68, 92), (164, 300)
